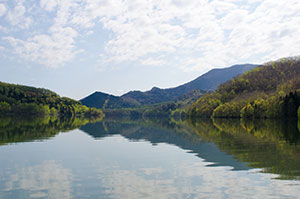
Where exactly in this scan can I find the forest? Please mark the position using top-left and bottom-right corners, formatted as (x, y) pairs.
(0, 81), (103, 119)
(188, 57), (300, 120)
(102, 95), (192, 122)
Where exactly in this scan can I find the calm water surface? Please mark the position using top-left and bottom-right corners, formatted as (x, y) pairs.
(0, 118), (300, 198)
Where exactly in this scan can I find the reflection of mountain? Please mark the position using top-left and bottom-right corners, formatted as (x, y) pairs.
(81, 118), (300, 180)
(80, 120), (250, 171)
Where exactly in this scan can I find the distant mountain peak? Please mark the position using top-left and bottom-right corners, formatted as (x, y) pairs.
(81, 63), (257, 109)
(151, 86), (160, 91)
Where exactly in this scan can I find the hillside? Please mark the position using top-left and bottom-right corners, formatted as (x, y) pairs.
(0, 81), (103, 118)
(81, 64), (256, 109)
(122, 64), (257, 105)
(80, 91), (139, 109)
(189, 57), (300, 119)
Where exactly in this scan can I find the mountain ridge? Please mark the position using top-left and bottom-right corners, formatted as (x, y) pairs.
(81, 64), (257, 109)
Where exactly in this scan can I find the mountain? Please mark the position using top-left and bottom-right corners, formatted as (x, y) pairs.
(80, 91), (139, 109)
(122, 64), (257, 105)
(189, 57), (300, 119)
(0, 81), (103, 118)
(81, 64), (257, 109)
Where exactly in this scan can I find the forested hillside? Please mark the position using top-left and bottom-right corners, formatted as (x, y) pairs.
(0, 82), (103, 118)
(189, 57), (300, 119)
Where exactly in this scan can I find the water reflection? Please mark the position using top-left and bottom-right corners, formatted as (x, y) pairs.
(81, 118), (300, 180)
(80, 120), (250, 170)
(0, 116), (98, 145)
(190, 118), (300, 180)
(1, 116), (300, 181)
(1, 116), (300, 198)
(2, 161), (72, 199)
(96, 158), (298, 199)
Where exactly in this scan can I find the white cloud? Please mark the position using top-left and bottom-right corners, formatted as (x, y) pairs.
(0, 25), (8, 33)
(0, 3), (6, 17)
(4, 26), (79, 67)
(210, 1), (237, 15)
(221, 9), (249, 29)
(88, 0), (300, 70)
(3, 1), (83, 67)
(2, 0), (300, 70)
(40, 0), (58, 12)
(6, 1), (32, 29)
(81, 0), (241, 70)
(141, 58), (166, 66)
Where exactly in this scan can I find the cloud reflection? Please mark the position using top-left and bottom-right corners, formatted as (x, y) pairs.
(98, 161), (300, 199)
(4, 160), (72, 199)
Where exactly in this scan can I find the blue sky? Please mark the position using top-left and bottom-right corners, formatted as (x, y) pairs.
(0, 0), (300, 99)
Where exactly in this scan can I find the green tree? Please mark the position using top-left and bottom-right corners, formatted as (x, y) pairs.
(0, 102), (11, 114)
(212, 102), (243, 118)
(190, 57), (300, 119)
(50, 107), (58, 116)
(240, 103), (254, 118)
(253, 98), (267, 118)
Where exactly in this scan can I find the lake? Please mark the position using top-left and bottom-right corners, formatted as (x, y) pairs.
(1, 117), (300, 198)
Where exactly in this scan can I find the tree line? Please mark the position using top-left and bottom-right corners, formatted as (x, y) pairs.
(0, 81), (103, 119)
(188, 57), (300, 120)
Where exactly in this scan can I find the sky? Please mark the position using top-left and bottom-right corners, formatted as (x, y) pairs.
(0, 0), (300, 100)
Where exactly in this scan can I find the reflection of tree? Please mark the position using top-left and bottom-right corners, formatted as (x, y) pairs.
(0, 116), (101, 145)
(82, 117), (300, 180)
(189, 118), (300, 180)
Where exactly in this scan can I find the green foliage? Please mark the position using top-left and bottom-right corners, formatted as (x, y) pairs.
(50, 107), (58, 116)
(240, 103), (254, 118)
(11, 103), (50, 117)
(0, 101), (11, 114)
(264, 96), (283, 118)
(0, 81), (104, 120)
(188, 92), (221, 118)
(212, 102), (245, 118)
(102, 100), (189, 122)
(190, 57), (300, 119)
(252, 98), (267, 118)
(143, 103), (178, 118)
